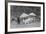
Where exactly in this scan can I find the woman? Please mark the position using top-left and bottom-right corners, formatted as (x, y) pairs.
(17, 16), (20, 24)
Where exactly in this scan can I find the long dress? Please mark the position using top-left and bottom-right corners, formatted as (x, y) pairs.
(17, 17), (20, 24)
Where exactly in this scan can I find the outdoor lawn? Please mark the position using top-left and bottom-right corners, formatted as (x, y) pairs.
(10, 21), (40, 28)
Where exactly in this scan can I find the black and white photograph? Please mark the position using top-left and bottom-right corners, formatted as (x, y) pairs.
(7, 1), (44, 32)
(10, 6), (41, 28)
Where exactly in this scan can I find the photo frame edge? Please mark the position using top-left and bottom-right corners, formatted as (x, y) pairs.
(5, 1), (45, 33)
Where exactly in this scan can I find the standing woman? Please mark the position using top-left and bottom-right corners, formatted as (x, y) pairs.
(17, 16), (20, 24)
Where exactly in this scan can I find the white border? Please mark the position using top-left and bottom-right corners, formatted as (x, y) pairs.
(8, 2), (43, 32)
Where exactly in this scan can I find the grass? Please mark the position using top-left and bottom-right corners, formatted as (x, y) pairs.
(10, 21), (40, 28)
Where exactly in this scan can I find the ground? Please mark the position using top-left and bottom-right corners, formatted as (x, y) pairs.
(10, 21), (40, 28)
